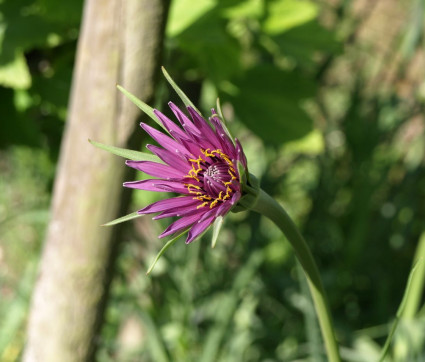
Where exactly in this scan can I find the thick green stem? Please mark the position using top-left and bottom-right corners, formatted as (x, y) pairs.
(252, 189), (341, 362)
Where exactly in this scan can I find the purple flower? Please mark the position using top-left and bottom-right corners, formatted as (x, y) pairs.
(124, 103), (247, 244)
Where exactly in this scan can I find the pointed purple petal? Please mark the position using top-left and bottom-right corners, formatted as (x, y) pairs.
(138, 196), (198, 214)
(217, 191), (240, 216)
(124, 179), (190, 194)
(235, 138), (247, 168)
(147, 144), (191, 172)
(126, 160), (186, 179)
(178, 137), (203, 158)
(159, 212), (205, 238)
(209, 116), (235, 157)
(187, 107), (222, 149)
(186, 215), (215, 243)
(153, 110), (188, 140)
(169, 102), (201, 137)
(141, 123), (191, 158)
(153, 202), (201, 219)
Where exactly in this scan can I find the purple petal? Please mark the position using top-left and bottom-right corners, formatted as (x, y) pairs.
(153, 202), (201, 219)
(124, 179), (190, 194)
(178, 137), (204, 158)
(138, 196), (198, 214)
(153, 110), (188, 140)
(218, 191), (240, 216)
(169, 102), (201, 137)
(187, 107), (222, 149)
(209, 116), (236, 158)
(147, 144), (191, 172)
(185, 190), (241, 243)
(186, 214), (216, 243)
(126, 160), (186, 179)
(141, 123), (192, 158)
(159, 212), (204, 238)
(235, 138), (247, 168)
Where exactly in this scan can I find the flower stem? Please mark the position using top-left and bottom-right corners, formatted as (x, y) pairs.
(252, 189), (341, 362)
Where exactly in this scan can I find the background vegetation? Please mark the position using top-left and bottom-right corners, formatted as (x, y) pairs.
(1, 0), (425, 361)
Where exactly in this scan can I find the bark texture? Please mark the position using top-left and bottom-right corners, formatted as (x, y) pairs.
(23, 1), (169, 361)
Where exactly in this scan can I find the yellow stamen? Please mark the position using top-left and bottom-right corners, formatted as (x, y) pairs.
(185, 148), (238, 209)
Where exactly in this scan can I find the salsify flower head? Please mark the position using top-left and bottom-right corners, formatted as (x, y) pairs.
(124, 102), (247, 244)
(90, 68), (259, 262)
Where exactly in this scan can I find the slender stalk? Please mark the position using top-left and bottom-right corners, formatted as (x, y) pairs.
(252, 189), (341, 362)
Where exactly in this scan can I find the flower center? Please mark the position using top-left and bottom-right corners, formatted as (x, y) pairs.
(185, 149), (238, 208)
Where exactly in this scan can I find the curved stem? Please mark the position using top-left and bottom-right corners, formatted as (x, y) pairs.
(252, 189), (341, 362)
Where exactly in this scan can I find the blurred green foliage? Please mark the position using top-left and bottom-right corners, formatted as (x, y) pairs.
(1, 0), (425, 361)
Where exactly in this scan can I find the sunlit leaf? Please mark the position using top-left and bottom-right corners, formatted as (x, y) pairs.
(166, 0), (215, 37)
(174, 9), (242, 83)
(263, 0), (318, 35)
(226, 65), (315, 144)
(271, 20), (342, 67)
(0, 52), (31, 89)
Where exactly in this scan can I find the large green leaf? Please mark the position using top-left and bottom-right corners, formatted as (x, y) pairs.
(0, 52), (31, 89)
(166, 0), (216, 37)
(263, 0), (318, 35)
(174, 8), (242, 83)
(226, 65), (316, 144)
(0, 88), (41, 148)
(271, 20), (342, 67)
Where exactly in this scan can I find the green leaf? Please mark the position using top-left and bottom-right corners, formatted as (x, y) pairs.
(146, 230), (188, 275)
(116, 85), (168, 132)
(237, 160), (247, 184)
(216, 98), (226, 123)
(102, 211), (142, 226)
(161, 67), (201, 115)
(263, 0), (318, 35)
(89, 139), (162, 162)
(271, 20), (342, 68)
(211, 216), (224, 248)
(378, 259), (424, 362)
(222, 0), (263, 19)
(166, 0), (215, 37)
(226, 65), (315, 144)
(0, 52), (31, 89)
(174, 9), (242, 83)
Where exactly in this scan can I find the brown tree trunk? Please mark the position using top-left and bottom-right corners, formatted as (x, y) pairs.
(23, 1), (169, 361)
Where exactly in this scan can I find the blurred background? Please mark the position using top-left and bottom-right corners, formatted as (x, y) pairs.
(1, 0), (425, 361)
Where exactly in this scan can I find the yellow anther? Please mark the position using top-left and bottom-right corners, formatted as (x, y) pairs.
(210, 200), (219, 208)
(197, 202), (209, 209)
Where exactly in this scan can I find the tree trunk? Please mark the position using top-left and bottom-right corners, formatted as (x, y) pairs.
(23, 1), (169, 361)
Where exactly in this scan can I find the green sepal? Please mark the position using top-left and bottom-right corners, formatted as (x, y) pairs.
(211, 216), (224, 248)
(216, 97), (226, 123)
(232, 173), (260, 213)
(89, 139), (162, 163)
(378, 259), (424, 362)
(237, 160), (247, 185)
(146, 230), (188, 275)
(161, 66), (202, 115)
(102, 211), (142, 226)
(116, 85), (168, 133)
